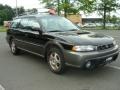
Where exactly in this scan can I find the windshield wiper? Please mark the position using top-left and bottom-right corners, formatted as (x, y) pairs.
(67, 29), (78, 31)
(49, 30), (63, 32)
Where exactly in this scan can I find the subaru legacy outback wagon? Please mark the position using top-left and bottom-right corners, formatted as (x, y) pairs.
(6, 14), (119, 74)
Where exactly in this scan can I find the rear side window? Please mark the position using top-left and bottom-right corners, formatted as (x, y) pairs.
(19, 18), (29, 29)
(11, 19), (21, 28)
(18, 17), (40, 31)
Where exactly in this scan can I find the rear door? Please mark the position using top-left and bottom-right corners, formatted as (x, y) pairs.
(9, 18), (22, 45)
(14, 18), (30, 49)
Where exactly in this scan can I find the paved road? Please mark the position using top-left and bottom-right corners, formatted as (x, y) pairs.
(0, 31), (120, 90)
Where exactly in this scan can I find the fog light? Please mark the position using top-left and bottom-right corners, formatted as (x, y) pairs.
(86, 61), (92, 68)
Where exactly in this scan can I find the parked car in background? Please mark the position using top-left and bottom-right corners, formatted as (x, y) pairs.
(83, 23), (96, 28)
(6, 14), (119, 74)
(95, 23), (103, 27)
(106, 23), (114, 27)
(77, 23), (84, 28)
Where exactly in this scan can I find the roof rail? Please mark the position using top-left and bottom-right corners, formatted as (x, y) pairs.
(13, 11), (49, 19)
(19, 11), (49, 16)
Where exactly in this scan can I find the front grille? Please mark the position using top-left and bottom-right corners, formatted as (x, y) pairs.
(89, 54), (118, 66)
(97, 43), (114, 51)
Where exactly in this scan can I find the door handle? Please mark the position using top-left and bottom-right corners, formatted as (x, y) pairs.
(25, 33), (28, 36)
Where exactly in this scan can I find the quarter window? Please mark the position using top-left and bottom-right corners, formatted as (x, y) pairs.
(11, 19), (21, 28)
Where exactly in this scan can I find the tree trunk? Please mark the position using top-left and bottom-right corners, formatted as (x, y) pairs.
(103, 4), (106, 29)
(64, 9), (67, 17)
(64, 0), (68, 17)
(57, 0), (60, 15)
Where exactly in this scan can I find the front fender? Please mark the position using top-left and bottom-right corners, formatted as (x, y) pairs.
(44, 40), (65, 53)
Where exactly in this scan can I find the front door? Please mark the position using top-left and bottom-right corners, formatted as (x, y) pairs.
(22, 18), (45, 56)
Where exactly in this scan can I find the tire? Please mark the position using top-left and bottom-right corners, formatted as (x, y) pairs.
(47, 47), (66, 74)
(10, 39), (20, 55)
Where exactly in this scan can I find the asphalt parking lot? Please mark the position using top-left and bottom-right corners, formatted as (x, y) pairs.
(0, 30), (120, 90)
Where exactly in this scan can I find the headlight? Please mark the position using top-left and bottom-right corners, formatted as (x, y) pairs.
(72, 45), (97, 52)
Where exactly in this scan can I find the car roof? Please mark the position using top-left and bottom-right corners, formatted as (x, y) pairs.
(14, 14), (62, 20)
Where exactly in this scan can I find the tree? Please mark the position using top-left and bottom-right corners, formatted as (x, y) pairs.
(26, 8), (38, 14)
(0, 4), (14, 25)
(77, 0), (96, 13)
(31, 8), (38, 13)
(40, 0), (96, 17)
(18, 7), (25, 15)
(59, 0), (70, 17)
(40, 0), (56, 8)
(13, 7), (25, 16)
(110, 15), (118, 24)
(97, 0), (120, 29)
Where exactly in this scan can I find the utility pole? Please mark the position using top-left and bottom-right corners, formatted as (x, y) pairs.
(16, 0), (18, 16)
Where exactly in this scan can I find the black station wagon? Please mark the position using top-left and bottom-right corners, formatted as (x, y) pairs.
(6, 14), (119, 74)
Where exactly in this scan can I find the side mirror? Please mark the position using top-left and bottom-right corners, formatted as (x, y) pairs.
(31, 27), (43, 35)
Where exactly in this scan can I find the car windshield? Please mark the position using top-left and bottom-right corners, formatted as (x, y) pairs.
(40, 16), (80, 32)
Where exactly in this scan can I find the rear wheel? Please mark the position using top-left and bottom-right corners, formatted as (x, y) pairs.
(47, 47), (66, 74)
(10, 39), (20, 55)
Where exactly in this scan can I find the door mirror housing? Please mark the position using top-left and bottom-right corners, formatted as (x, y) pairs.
(31, 27), (43, 35)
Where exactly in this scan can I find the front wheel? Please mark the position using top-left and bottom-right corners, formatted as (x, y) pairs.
(47, 47), (66, 74)
(10, 39), (20, 55)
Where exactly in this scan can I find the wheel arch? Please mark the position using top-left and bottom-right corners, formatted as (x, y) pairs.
(8, 36), (14, 45)
(44, 41), (64, 61)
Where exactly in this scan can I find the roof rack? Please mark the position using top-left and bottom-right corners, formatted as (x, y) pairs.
(13, 8), (56, 19)
(19, 11), (49, 16)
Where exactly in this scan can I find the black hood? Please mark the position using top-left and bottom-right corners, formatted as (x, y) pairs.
(44, 31), (114, 45)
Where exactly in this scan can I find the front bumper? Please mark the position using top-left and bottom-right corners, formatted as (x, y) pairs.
(64, 45), (119, 68)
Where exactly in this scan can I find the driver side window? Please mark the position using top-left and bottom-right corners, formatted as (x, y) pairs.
(28, 18), (40, 30)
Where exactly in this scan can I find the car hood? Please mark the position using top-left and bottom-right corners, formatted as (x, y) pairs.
(45, 31), (114, 45)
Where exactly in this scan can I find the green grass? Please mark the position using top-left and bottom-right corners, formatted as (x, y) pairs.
(0, 26), (6, 32)
(82, 26), (120, 30)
